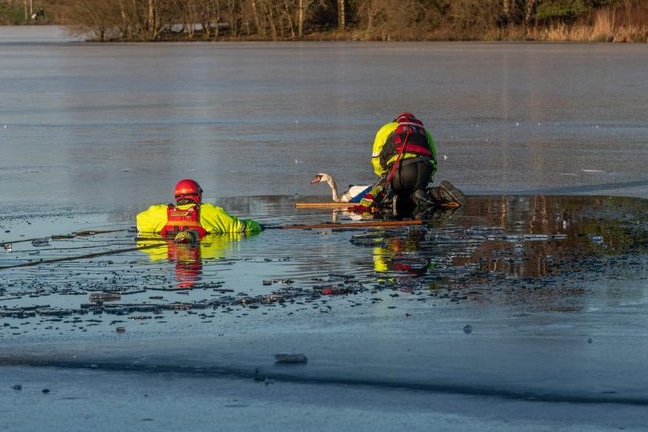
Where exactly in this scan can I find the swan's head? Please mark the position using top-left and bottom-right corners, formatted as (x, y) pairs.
(311, 173), (332, 184)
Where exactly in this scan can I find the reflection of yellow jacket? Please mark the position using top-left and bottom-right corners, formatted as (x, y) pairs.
(371, 121), (438, 177)
(136, 232), (255, 262)
(136, 203), (263, 235)
(373, 246), (389, 272)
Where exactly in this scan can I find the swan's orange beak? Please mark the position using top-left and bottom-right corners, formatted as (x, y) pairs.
(311, 175), (323, 184)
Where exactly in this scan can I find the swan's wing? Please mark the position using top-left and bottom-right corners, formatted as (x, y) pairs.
(348, 185), (371, 195)
(347, 185), (372, 203)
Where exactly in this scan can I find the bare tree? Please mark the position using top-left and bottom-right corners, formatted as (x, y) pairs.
(294, 0), (327, 38)
(524, 0), (536, 27)
(446, 0), (502, 38)
(353, 0), (444, 40)
(147, 0), (156, 33)
(63, 0), (124, 41)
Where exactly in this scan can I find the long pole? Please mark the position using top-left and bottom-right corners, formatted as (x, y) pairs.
(265, 220), (422, 230)
(0, 243), (162, 271)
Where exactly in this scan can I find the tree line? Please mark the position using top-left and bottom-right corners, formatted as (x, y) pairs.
(3, 0), (647, 42)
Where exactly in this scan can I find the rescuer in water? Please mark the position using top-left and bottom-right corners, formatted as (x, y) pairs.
(136, 178), (263, 241)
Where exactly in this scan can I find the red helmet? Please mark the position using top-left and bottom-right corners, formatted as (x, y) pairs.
(174, 179), (203, 204)
(395, 111), (416, 122)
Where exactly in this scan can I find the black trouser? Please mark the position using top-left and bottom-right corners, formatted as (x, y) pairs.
(389, 157), (433, 197)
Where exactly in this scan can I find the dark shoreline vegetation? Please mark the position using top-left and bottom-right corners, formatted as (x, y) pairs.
(1, 0), (647, 42)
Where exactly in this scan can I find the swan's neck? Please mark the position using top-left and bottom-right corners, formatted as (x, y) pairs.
(326, 177), (341, 202)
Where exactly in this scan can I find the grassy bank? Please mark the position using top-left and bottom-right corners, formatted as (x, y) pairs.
(526, 7), (648, 42)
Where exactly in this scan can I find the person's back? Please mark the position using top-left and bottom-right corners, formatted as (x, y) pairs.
(372, 113), (437, 178)
(367, 112), (438, 211)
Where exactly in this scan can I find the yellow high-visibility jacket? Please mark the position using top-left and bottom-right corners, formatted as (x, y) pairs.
(371, 121), (438, 177)
(136, 203), (263, 235)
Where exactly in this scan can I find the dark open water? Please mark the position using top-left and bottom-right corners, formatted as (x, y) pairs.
(1, 26), (648, 431)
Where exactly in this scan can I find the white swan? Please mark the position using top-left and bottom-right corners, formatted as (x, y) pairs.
(311, 173), (371, 203)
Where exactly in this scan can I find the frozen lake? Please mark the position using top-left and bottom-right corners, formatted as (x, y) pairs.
(1, 27), (648, 215)
(1, 26), (648, 431)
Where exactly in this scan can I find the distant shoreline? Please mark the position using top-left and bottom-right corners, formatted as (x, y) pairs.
(2, 23), (646, 44)
(3, 1), (647, 43)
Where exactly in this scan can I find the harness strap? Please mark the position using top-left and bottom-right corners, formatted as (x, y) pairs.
(161, 204), (208, 239)
(375, 128), (412, 207)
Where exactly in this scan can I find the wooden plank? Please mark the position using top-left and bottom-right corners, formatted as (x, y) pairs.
(295, 202), (356, 209)
(296, 201), (462, 209)
(269, 220), (422, 230)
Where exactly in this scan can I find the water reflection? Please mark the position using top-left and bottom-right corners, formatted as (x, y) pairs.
(346, 194), (645, 280)
(345, 194), (647, 312)
(136, 232), (257, 289)
(1, 194), (646, 319)
(448, 195), (644, 278)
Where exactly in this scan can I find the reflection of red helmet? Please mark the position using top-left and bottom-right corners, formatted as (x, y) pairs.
(395, 111), (416, 122)
(174, 179), (203, 204)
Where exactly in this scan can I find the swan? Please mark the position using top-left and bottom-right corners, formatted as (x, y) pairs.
(311, 173), (371, 203)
